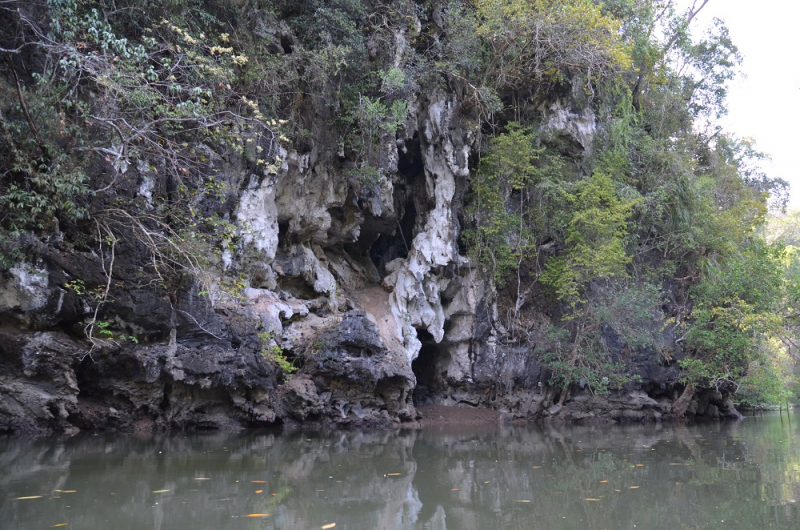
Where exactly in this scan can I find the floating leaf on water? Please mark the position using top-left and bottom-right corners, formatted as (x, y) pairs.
(245, 514), (270, 518)
(152, 490), (170, 493)
(15, 496), (43, 500)
(321, 524), (336, 529)
(584, 498), (601, 502)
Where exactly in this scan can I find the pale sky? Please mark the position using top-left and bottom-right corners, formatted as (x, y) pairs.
(686, 0), (800, 208)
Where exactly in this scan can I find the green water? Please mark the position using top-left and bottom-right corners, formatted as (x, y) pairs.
(2, 413), (799, 529)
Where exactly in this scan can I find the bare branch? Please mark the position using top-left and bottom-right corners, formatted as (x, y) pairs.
(5, 57), (49, 159)
(176, 309), (226, 341)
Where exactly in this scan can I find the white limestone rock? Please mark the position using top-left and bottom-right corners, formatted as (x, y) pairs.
(0, 264), (49, 313)
(237, 173), (280, 259)
(545, 101), (597, 155)
(387, 92), (474, 362)
(245, 287), (309, 334)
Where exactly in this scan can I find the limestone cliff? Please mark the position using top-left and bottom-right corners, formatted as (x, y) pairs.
(0, 0), (757, 434)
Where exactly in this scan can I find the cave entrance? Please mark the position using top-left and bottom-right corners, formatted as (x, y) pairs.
(339, 134), (424, 282)
(411, 329), (444, 406)
(345, 161), (420, 279)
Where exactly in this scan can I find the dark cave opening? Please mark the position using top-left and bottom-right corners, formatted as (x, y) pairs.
(348, 182), (420, 279)
(277, 220), (290, 247)
(340, 135), (425, 280)
(363, 141), (422, 276)
(398, 136), (424, 176)
(411, 329), (442, 406)
(368, 232), (406, 277)
(398, 198), (417, 251)
(367, 197), (417, 276)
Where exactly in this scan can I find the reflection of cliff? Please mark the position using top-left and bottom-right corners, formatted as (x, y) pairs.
(5, 419), (799, 529)
(0, 431), (427, 530)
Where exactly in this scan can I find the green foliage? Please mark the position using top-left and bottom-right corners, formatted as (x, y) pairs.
(279, 0), (367, 59)
(541, 171), (638, 309)
(734, 340), (794, 408)
(0, 0), (297, 314)
(464, 123), (543, 283)
(259, 331), (297, 378)
(64, 279), (86, 296)
(1, 0), (286, 247)
(65, 276), (140, 347)
(464, 123), (568, 291)
(426, 0), (631, 121)
(338, 65), (412, 175)
(591, 281), (664, 351)
(354, 94), (409, 145)
(454, 0), (790, 403)
(537, 281), (657, 395)
(92, 319), (139, 344)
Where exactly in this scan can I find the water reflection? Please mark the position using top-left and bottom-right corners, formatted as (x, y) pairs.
(1, 415), (799, 529)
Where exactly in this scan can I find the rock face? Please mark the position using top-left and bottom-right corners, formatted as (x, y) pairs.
(390, 91), (472, 363)
(0, 12), (740, 436)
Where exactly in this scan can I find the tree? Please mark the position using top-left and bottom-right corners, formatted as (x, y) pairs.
(678, 241), (787, 402)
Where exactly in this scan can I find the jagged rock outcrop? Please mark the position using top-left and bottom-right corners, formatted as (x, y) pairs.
(389, 91), (474, 362)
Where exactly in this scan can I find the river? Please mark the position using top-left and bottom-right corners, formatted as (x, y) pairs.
(2, 412), (799, 529)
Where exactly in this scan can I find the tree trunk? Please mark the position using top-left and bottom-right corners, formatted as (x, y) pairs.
(671, 383), (695, 417)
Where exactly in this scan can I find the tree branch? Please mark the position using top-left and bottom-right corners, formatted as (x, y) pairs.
(5, 57), (49, 160)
